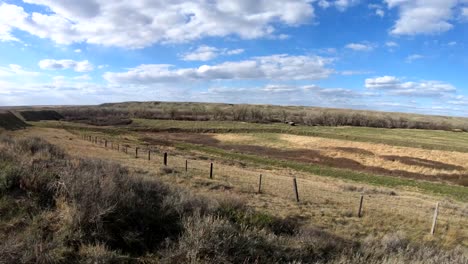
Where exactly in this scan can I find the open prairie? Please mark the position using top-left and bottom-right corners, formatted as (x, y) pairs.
(1, 106), (468, 262)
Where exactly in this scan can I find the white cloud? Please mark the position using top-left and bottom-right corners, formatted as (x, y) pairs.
(181, 46), (244, 61)
(345, 43), (374, 51)
(317, 0), (360, 11)
(0, 1), (314, 48)
(365, 76), (456, 96)
(73, 74), (92, 81)
(104, 54), (334, 84)
(318, 0), (331, 8)
(334, 0), (360, 11)
(385, 41), (399, 48)
(341, 70), (372, 76)
(385, 0), (459, 35)
(74, 49), (82, 53)
(405, 54), (424, 63)
(369, 4), (385, 17)
(462, 7), (468, 17)
(0, 24), (19, 42)
(0, 64), (40, 77)
(39, 59), (94, 72)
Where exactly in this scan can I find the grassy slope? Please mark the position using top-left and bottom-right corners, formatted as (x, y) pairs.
(32, 119), (468, 153)
(0, 111), (27, 130)
(30, 120), (468, 201)
(176, 142), (468, 202)
(131, 119), (468, 153)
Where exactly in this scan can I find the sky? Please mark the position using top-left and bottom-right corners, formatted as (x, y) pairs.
(0, 0), (468, 117)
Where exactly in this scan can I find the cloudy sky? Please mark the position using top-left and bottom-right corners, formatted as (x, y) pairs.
(0, 0), (468, 116)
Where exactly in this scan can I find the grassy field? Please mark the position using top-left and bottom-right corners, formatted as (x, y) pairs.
(2, 130), (467, 262)
(10, 127), (467, 249)
(32, 118), (468, 152)
(2, 112), (468, 261)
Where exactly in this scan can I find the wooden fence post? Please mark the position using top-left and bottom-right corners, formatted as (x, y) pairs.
(210, 163), (213, 179)
(258, 174), (263, 194)
(185, 160), (188, 172)
(164, 152), (167, 166)
(148, 150), (151, 161)
(358, 195), (364, 218)
(293, 177), (300, 202)
(135, 147), (139, 158)
(431, 202), (439, 235)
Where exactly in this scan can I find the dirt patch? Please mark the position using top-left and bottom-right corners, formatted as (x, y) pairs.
(381, 156), (465, 171)
(332, 147), (375, 156)
(141, 133), (220, 146)
(141, 132), (468, 186)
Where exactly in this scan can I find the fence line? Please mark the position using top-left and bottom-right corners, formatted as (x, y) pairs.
(80, 133), (467, 238)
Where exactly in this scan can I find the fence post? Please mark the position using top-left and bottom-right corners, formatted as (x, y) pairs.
(431, 202), (439, 235)
(164, 152), (167, 166)
(210, 163), (213, 179)
(148, 150), (151, 161)
(135, 147), (139, 158)
(293, 177), (299, 202)
(185, 160), (188, 172)
(258, 174), (263, 194)
(358, 195), (364, 218)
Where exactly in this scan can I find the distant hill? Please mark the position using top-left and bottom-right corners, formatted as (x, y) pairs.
(58, 101), (468, 132)
(0, 111), (28, 130)
(19, 110), (64, 121)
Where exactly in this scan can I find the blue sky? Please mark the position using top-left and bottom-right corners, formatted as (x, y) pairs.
(0, 0), (468, 116)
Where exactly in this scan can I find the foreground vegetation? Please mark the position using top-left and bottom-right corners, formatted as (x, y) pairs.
(1, 135), (466, 263)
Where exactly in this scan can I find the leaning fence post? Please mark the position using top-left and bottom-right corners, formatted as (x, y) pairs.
(258, 174), (263, 194)
(164, 152), (168, 166)
(358, 195), (364, 218)
(293, 177), (300, 202)
(431, 202), (439, 235)
(209, 163), (213, 179)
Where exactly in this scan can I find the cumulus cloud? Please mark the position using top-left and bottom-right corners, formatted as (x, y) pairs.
(317, 0), (360, 11)
(104, 54), (334, 84)
(365, 76), (456, 96)
(0, 64), (40, 77)
(405, 54), (424, 63)
(385, 41), (399, 48)
(181, 46), (244, 61)
(463, 7), (468, 17)
(385, 0), (459, 35)
(39, 59), (94, 72)
(345, 43), (374, 51)
(368, 3), (385, 17)
(0, 1), (314, 48)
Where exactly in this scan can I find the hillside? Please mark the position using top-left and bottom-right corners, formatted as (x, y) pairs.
(19, 110), (64, 121)
(58, 101), (468, 131)
(0, 111), (27, 130)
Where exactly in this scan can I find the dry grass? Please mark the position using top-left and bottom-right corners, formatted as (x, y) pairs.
(213, 133), (468, 179)
(15, 127), (468, 250)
